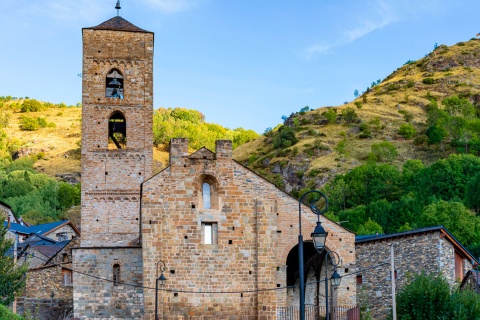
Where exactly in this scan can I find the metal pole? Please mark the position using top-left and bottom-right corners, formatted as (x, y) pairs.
(155, 278), (159, 320)
(325, 252), (329, 320)
(391, 244), (396, 320)
(13, 232), (18, 314)
(298, 235), (305, 320)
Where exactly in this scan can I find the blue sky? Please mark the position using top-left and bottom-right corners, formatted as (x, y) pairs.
(0, 0), (477, 133)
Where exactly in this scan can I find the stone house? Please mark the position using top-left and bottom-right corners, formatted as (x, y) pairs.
(355, 226), (478, 319)
(460, 269), (480, 292)
(18, 236), (79, 320)
(5, 220), (80, 243)
(0, 200), (18, 224)
(72, 8), (357, 319)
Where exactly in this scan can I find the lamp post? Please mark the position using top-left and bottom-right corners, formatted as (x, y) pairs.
(298, 190), (329, 320)
(323, 250), (341, 320)
(155, 260), (167, 320)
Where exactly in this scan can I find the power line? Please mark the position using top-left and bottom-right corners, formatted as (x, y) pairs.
(24, 251), (390, 295)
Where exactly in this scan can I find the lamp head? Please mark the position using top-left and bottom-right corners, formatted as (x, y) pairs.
(331, 269), (342, 287)
(311, 221), (328, 251)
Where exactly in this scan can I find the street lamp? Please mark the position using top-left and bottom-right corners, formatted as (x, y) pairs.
(324, 250), (342, 320)
(298, 190), (328, 320)
(155, 260), (167, 320)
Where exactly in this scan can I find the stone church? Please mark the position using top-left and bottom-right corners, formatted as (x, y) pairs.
(72, 6), (356, 319)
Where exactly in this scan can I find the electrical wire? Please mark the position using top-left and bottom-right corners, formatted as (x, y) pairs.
(23, 251), (391, 294)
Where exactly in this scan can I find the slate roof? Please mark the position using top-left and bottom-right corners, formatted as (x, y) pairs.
(4, 221), (31, 234)
(86, 16), (152, 33)
(26, 220), (70, 236)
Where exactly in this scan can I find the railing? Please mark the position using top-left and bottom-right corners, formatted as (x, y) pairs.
(277, 305), (359, 320)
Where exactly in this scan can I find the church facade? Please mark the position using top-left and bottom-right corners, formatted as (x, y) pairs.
(73, 11), (356, 320)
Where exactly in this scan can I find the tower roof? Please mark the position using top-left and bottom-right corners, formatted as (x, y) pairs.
(86, 16), (152, 33)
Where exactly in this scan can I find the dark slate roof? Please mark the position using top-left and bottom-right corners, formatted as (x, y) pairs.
(86, 16), (151, 33)
(32, 245), (63, 258)
(356, 225), (479, 264)
(355, 226), (444, 244)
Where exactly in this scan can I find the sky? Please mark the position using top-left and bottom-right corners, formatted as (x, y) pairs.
(0, 0), (478, 133)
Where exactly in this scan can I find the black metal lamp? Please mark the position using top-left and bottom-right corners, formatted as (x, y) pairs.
(330, 268), (342, 287)
(158, 272), (167, 286)
(311, 221), (328, 251)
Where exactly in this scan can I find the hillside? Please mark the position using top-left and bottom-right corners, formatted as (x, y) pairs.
(234, 38), (480, 195)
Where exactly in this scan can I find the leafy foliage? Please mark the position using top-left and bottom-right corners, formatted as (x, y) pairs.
(0, 227), (28, 306)
(20, 99), (43, 112)
(398, 123), (416, 139)
(369, 141), (398, 163)
(273, 126), (298, 149)
(153, 108), (258, 150)
(396, 272), (480, 320)
(0, 304), (23, 320)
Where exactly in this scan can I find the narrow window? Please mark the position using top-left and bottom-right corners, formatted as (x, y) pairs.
(356, 275), (363, 285)
(202, 183), (211, 209)
(108, 111), (126, 149)
(113, 263), (121, 285)
(202, 222), (217, 245)
(106, 69), (124, 99)
(62, 268), (72, 286)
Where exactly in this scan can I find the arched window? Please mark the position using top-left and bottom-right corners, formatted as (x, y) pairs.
(106, 69), (124, 99)
(199, 175), (219, 209)
(113, 263), (121, 286)
(108, 111), (126, 149)
(202, 182), (211, 209)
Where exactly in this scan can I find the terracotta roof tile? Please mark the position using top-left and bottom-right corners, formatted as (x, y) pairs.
(87, 16), (151, 33)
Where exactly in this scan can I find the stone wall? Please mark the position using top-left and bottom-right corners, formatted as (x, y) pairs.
(80, 26), (153, 247)
(72, 247), (144, 319)
(141, 139), (356, 319)
(356, 230), (474, 319)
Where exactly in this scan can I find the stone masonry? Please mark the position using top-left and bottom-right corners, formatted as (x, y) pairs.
(73, 15), (153, 319)
(141, 139), (356, 319)
(356, 227), (475, 320)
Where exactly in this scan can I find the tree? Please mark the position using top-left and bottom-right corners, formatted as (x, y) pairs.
(354, 89), (359, 98)
(398, 123), (416, 139)
(0, 226), (27, 305)
(356, 218), (383, 235)
(465, 173), (480, 214)
(341, 107), (359, 124)
(396, 272), (452, 320)
(419, 200), (480, 246)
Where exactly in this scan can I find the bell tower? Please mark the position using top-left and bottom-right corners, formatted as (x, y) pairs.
(80, 8), (153, 247)
(72, 2), (152, 318)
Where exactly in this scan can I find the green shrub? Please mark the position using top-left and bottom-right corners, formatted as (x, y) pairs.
(323, 108), (337, 124)
(359, 123), (372, 139)
(398, 123), (416, 139)
(354, 101), (362, 109)
(341, 107), (359, 124)
(370, 141), (397, 163)
(21, 99), (43, 112)
(36, 117), (47, 128)
(272, 126), (298, 149)
(423, 77), (435, 84)
(413, 135), (429, 146)
(19, 116), (40, 131)
(0, 304), (23, 320)
(406, 80), (415, 88)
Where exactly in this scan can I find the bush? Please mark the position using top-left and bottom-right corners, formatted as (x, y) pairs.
(341, 107), (359, 124)
(423, 77), (435, 85)
(323, 108), (337, 124)
(272, 126), (298, 149)
(370, 141), (397, 163)
(398, 123), (416, 139)
(354, 101), (362, 109)
(0, 304), (22, 320)
(359, 123), (372, 139)
(19, 116), (39, 131)
(20, 99), (43, 112)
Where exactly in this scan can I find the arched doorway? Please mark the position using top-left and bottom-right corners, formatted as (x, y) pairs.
(286, 242), (338, 315)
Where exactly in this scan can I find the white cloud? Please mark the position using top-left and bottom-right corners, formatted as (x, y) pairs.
(140, 0), (202, 13)
(304, 0), (397, 59)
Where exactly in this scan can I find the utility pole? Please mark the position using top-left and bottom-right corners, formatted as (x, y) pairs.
(391, 244), (396, 320)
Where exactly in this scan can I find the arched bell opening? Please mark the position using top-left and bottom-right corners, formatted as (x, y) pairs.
(108, 111), (126, 149)
(106, 69), (124, 99)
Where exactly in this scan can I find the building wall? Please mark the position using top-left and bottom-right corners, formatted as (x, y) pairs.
(44, 224), (78, 241)
(141, 139), (356, 319)
(80, 27), (153, 247)
(72, 247), (144, 319)
(355, 231), (474, 319)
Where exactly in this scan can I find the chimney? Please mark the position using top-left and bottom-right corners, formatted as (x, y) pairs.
(169, 138), (189, 167)
(215, 140), (232, 160)
(7, 216), (10, 229)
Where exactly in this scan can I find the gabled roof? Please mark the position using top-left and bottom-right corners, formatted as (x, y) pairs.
(356, 225), (479, 264)
(31, 245), (63, 258)
(85, 16), (152, 33)
(27, 220), (71, 236)
(4, 221), (31, 235)
(189, 147), (215, 160)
